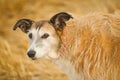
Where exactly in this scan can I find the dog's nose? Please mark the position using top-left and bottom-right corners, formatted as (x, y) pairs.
(27, 50), (36, 58)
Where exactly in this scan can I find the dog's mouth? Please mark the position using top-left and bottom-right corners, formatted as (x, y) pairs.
(29, 56), (47, 60)
(32, 58), (36, 60)
(29, 57), (37, 60)
(29, 55), (55, 60)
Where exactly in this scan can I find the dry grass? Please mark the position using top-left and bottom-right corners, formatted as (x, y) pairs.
(0, 0), (120, 80)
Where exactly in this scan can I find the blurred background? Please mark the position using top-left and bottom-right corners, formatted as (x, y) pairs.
(0, 0), (120, 80)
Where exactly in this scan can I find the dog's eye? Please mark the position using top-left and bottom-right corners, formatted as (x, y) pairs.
(41, 33), (49, 39)
(29, 33), (32, 39)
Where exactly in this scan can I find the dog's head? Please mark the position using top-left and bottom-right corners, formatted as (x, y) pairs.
(13, 12), (73, 60)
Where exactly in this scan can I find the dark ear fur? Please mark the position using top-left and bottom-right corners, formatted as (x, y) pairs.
(13, 19), (34, 33)
(50, 12), (73, 31)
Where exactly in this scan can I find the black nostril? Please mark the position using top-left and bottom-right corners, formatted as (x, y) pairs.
(27, 50), (36, 58)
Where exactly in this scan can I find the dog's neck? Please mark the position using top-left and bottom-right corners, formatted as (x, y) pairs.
(57, 21), (76, 59)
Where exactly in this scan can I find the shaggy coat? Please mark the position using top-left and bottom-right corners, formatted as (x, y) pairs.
(13, 12), (120, 80)
(56, 13), (120, 80)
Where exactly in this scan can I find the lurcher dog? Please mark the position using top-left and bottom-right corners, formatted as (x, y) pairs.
(13, 12), (120, 80)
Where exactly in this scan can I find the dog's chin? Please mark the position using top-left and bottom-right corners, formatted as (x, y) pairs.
(30, 57), (37, 60)
(29, 55), (59, 60)
(30, 56), (49, 60)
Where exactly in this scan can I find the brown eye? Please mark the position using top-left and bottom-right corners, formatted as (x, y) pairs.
(29, 33), (32, 39)
(41, 33), (49, 39)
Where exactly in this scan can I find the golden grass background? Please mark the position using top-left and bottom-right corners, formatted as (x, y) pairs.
(0, 0), (120, 80)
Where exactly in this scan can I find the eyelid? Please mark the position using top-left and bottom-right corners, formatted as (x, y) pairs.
(41, 33), (49, 39)
(29, 33), (32, 39)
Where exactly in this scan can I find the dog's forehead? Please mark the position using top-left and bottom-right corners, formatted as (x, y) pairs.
(30, 20), (56, 33)
(34, 20), (49, 30)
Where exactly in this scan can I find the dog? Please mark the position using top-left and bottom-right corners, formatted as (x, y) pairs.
(13, 12), (120, 80)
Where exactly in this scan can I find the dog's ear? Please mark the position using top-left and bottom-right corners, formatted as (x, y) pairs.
(13, 19), (34, 33)
(50, 12), (73, 31)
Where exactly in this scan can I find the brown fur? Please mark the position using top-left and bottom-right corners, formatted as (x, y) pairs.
(13, 12), (120, 80)
(57, 13), (120, 80)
